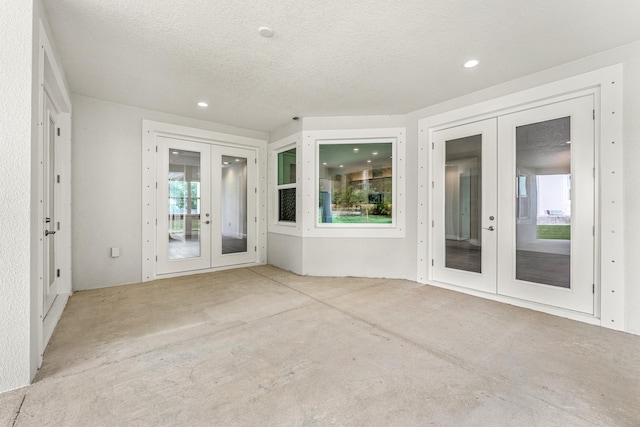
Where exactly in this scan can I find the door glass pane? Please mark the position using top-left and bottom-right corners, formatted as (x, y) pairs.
(445, 135), (482, 273)
(221, 156), (248, 254)
(515, 117), (571, 288)
(168, 149), (201, 260)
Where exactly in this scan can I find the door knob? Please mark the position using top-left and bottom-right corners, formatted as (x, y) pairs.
(483, 226), (495, 231)
(45, 230), (56, 236)
(205, 220), (210, 224)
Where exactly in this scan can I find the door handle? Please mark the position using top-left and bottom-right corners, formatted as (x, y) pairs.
(204, 220), (210, 224)
(483, 226), (495, 231)
(45, 230), (56, 236)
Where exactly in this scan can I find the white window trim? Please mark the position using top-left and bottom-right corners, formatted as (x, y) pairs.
(302, 128), (406, 238)
(417, 64), (624, 331)
(268, 133), (302, 236)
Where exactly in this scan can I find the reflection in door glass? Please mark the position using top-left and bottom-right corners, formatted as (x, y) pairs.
(515, 117), (571, 288)
(168, 149), (201, 260)
(221, 156), (248, 254)
(445, 135), (482, 273)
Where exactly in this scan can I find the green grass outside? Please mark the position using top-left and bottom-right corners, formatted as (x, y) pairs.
(537, 225), (570, 240)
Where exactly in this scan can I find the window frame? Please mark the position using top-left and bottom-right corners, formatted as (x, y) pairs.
(316, 138), (396, 229)
(303, 127), (406, 239)
(276, 147), (297, 223)
(268, 134), (301, 236)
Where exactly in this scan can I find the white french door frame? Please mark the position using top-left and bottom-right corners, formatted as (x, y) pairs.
(37, 20), (73, 366)
(431, 119), (497, 293)
(417, 65), (625, 330)
(142, 121), (268, 281)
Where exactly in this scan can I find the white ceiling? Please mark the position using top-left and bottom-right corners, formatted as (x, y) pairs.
(43, 0), (640, 133)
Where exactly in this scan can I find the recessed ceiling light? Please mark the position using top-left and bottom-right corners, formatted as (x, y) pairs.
(464, 59), (479, 68)
(367, 160), (372, 163)
(322, 162), (327, 165)
(353, 148), (359, 152)
(197, 101), (208, 107)
(339, 165), (344, 168)
(372, 152), (378, 155)
(258, 27), (274, 38)
(223, 161), (229, 165)
(235, 159), (240, 162)
(172, 151), (179, 155)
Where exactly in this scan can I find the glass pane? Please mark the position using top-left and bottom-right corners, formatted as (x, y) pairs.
(278, 148), (296, 185)
(222, 156), (248, 254)
(279, 188), (296, 222)
(168, 149), (201, 260)
(515, 117), (571, 288)
(318, 142), (392, 224)
(444, 134), (482, 273)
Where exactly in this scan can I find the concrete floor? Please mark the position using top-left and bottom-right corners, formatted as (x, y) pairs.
(3, 265), (640, 426)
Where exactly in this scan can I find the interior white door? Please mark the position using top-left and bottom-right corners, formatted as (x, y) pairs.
(432, 119), (498, 293)
(43, 93), (60, 315)
(157, 136), (212, 274)
(211, 146), (257, 267)
(497, 95), (595, 314)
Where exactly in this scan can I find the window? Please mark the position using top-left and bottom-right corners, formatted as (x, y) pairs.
(318, 141), (393, 225)
(277, 148), (296, 222)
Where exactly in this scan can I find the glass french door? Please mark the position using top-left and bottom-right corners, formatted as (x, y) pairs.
(43, 93), (60, 316)
(432, 120), (497, 293)
(497, 95), (594, 313)
(432, 95), (595, 314)
(156, 137), (256, 275)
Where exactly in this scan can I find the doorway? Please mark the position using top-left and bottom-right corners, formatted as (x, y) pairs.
(432, 95), (595, 314)
(155, 136), (257, 275)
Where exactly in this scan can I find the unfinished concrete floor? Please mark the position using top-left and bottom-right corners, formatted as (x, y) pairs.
(3, 266), (640, 426)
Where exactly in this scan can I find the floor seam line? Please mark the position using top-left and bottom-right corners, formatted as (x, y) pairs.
(247, 268), (597, 423)
(11, 392), (27, 427)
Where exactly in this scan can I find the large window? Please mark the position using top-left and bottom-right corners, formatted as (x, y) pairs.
(277, 148), (296, 222)
(318, 141), (393, 225)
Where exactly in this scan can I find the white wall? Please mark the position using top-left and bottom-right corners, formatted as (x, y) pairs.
(72, 95), (268, 290)
(0, 0), (35, 393)
(406, 40), (640, 335)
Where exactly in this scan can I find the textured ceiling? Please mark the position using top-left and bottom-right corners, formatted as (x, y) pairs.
(43, 0), (640, 132)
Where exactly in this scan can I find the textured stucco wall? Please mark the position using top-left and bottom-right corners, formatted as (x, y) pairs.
(0, 1), (34, 392)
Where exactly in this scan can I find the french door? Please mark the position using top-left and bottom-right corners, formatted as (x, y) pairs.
(432, 95), (595, 314)
(43, 93), (60, 315)
(156, 136), (257, 275)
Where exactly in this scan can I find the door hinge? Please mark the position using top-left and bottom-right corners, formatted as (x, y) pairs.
(156, 218), (158, 225)
(432, 181), (434, 189)
(255, 158), (257, 164)
(255, 187), (257, 194)
(156, 255), (158, 262)
(593, 225), (595, 236)
(593, 284), (595, 294)
(593, 109), (595, 120)
(155, 182), (158, 189)
(255, 217), (257, 223)
(255, 246), (257, 252)
(56, 222), (60, 231)
(57, 128), (60, 137)
(432, 142), (434, 150)
(431, 220), (434, 228)
(431, 259), (434, 266)
(56, 269), (60, 278)
(57, 175), (60, 183)
(155, 146), (158, 152)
